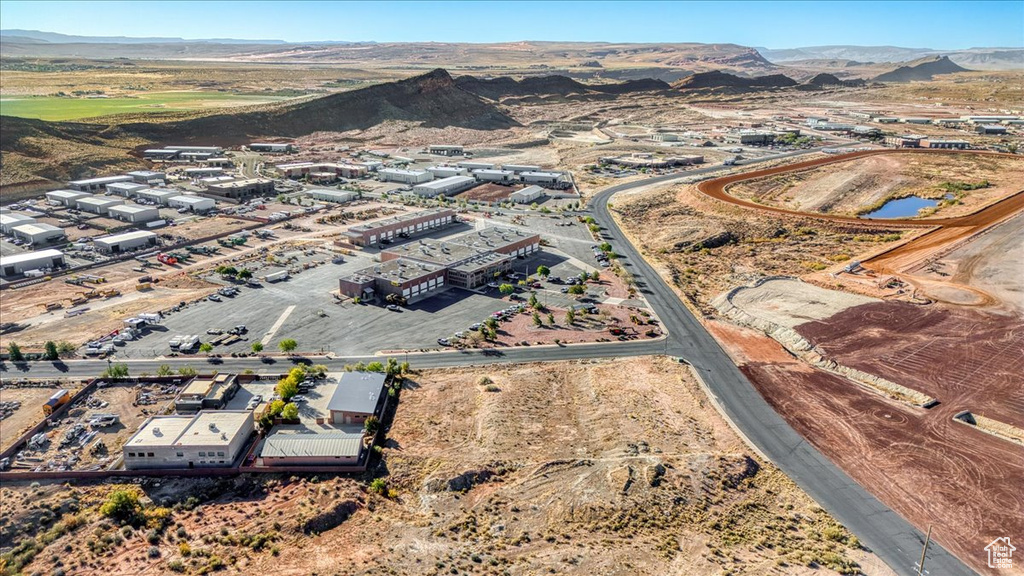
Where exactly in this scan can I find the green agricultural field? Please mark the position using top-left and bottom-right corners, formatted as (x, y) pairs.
(0, 91), (293, 121)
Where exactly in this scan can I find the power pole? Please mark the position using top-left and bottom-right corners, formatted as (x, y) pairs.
(916, 525), (933, 576)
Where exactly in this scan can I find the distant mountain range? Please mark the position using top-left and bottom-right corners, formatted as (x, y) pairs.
(0, 29), (295, 45)
(758, 44), (1023, 71)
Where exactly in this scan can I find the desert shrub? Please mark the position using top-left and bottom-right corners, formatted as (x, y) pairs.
(100, 490), (143, 526)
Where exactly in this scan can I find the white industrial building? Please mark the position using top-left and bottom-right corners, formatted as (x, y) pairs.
(185, 167), (225, 178)
(75, 196), (124, 215)
(379, 168), (433, 185)
(250, 142), (295, 153)
(502, 164), (542, 173)
(472, 169), (514, 183)
(106, 182), (149, 197)
(1, 213), (36, 234)
(651, 133), (680, 142)
(427, 165), (469, 178)
(68, 175), (133, 192)
(93, 230), (158, 254)
(11, 223), (66, 245)
(509, 185), (546, 204)
(413, 175), (476, 197)
(168, 195), (216, 213)
(127, 170), (166, 184)
(108, 204), (161, 223)
(0, 249), (66, 278)
(457, 161), (495, 171)
(123, 410), (254, 470)
(307, 189), (358, 204)
(520, 171), (566, 187)
(135, 188), (177, 205)
(45, 190), (89, 207)
(428, 144), (464, 156)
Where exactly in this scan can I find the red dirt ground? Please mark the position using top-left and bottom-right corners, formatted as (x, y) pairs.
(743, 360), (1024, 576)
(720, 300), (1024, 575)
(454, 183), (516, 203)
(796, 301), (1024, 428)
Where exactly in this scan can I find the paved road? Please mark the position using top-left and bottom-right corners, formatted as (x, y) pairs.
(587, 154), (974, 576)
(0, 148), (973, 575)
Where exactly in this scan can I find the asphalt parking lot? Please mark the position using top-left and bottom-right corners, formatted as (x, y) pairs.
(114, 242), (593, 358)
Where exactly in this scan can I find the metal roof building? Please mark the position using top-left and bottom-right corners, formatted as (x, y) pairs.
(0, 213), (36, 234)
(259, 429), (364, 466)
(168, 195), (216, 212)
(412, 175), (476, 197)
(94, 230), (158, 254)
(108, 204), (161, 223)
(75, 196), (124, 215)
(0, 249), (66, 278)
(509, 185), (546, 204)
(379, 168), (433, 185)
(68, 175), (133, 192)
(327, 372), (386, 425)
(11, 223), (66, 245)
(45, 190), (89, 206)
(106, 182), (149, 197)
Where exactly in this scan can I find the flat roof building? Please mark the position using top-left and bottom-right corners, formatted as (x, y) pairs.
(509, 185), (545, 204)
(426, 165), (469, 179)
(412, 175), (476, 197)
(278, 162), (368, 180)
(68, 175), (133, 193)
(327, 372), (386, 425)
(250, 142), (295, 153)
(926, 139), (970, 150)
(75, 196), (124, 215)
(135, 188), (177, 205)
(884, 135), (923, 148)
(428, 145), (464, 156)
(123, 410), (254, 470)
(977, 124), (1008, 135)
(106, 182), (149, 197)
(651, 133), (679, 142)
(108, 204), (161, 223)
(502, 164), (542, 173)
(185, 167), (225, 177)
(259, 429), (364, 466)
(127, 170), (166, 184)
(339, 257), (447, 303)
(11, 223), (66, 245)
(168, 195), (216, 213)
(0, 213), (36, 234)
(175, 373), (240, 412)
(520, 171), (567, 188)
(472, 169), (514, 183)
(457, 161), (495, 171)
(93, 230), (158, 254)
(342, 208), (455, 247)
(379, 168), (432, 185)
(307, 189), (358, 204)
(206, 178), (274, 201)
(45, 190), (89, 207)
(0, 249), (66, 278)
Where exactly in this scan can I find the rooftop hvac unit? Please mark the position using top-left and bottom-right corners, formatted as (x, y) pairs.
(208, 423), (217, 430)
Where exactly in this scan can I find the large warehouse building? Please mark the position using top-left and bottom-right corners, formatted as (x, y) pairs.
(412, 175), (476, 197)
(123, 410), (254, 470)
(339, 258), (447, 303)
(75, 196), (124, 215)
(94, 230), (158, 254)
(0, 249), (66, 278)
(206, 178), (274, 201)
(427, 165), (469, 179)
(0, 213), (36, 234)
(135, 188), (177, 205)
(509, 185), (545, 204)
(45, 190), (89, 207)
(329, 372), (386, 425)
(379, 168), (433, 185)
(307, 189), (357, 204)
(342, 208), (456, 247)
(11, 223), (66, 245)
(472, 169), (514, 183)
(108, 204), (161, 223)
(68, 175), (133, 193)
(106, 182), (149, 197)
(428, 145), (464, 156)
(168, 195), (216, 213)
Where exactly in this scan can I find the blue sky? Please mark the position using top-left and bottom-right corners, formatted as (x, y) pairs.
(1, 1), (1022, 49)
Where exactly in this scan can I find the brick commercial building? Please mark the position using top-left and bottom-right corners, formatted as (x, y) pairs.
(342, 208), (456, 247)
(884, 135), (923, 148)
(339, 225), (541, 302)
(338, 257), (447, 303)
(277, 162), (368, 180)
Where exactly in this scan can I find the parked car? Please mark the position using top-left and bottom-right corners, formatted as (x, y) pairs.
(469, 323), (482, 331)
(386, 304), (400, 311)
(437, 338), (451, 346)
(290, 395), (307, 403)
(206, 328), (223, 335)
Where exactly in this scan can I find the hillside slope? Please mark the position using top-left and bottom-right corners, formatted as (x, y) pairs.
(673, 70), (798, 90)
(873, 56), (970, 82)
(454, 74), (670, 100)
(0, 69), (516, 189)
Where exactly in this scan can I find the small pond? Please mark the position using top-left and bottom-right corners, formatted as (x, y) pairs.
(861, 194), (950, 219)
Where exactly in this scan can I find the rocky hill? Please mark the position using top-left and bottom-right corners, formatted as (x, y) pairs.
(673, 70), (798, 90)
(873, 55), (970, 82)
(454, 74), (670, 100)
(804, 73), (867, 87)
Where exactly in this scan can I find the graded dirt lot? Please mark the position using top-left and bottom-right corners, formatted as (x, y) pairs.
(727, 152), (1024, 219)
(0, 386), (73, 452)
(0, 358), (894, 576)
(453, 183), (517, 203)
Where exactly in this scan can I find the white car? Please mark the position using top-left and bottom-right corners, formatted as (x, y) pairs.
(290, 395), (307, 403)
